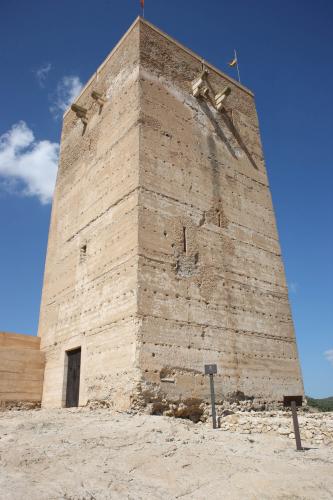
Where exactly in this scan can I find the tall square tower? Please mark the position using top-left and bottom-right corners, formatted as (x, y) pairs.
(38, 18), (303, 411)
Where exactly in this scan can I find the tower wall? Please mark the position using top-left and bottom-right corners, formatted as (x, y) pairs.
(38, 24), (142, 409)
(136, 22), (303, 406)
(38, 18), (303, 411)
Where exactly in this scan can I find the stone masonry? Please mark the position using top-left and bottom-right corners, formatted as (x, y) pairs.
(38, 17), (303, 412)
(0, 332), (44, 405)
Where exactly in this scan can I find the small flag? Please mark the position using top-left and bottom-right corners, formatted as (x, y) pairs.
(228, 50), (241, 82)
(140, 0), (144, 8)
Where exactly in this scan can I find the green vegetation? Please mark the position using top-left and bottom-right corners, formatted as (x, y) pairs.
(307, 396), (333, 412)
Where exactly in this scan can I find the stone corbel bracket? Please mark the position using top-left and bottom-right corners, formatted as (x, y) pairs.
(91, 91), (107, 112)
(215, 86), (231, 111)
(71, 103), (88, 125)
(191, 69), (210, 99)
(192, 69), (232, 112)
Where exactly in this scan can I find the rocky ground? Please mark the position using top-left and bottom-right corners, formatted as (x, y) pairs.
(0, 407), (332, 499)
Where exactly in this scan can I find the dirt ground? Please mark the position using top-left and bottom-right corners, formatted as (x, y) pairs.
(0, 408), (332, 500)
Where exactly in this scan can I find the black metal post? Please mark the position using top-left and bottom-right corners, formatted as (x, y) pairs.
(209, 373), (217, 429)
(291, 400), (303, 451)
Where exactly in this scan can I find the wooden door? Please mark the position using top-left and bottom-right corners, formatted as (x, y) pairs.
(65, 348), (81, 407)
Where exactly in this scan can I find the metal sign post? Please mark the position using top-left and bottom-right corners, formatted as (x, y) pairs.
(283, 396), (303, 451)
(204, 364), (217, 429)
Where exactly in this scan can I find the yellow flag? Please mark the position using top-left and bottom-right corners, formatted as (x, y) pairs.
(228, 57), (237, 67)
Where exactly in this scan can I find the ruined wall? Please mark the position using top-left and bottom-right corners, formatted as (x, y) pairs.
(136, 21), (303, 406)
(0, 332), (44, 403)
(38, 23), (142, 409)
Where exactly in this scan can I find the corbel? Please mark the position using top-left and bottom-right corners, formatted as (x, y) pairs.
(215, 86), (231, 111)
(71, 103), (88, 125)
(91, 91), (107, 112)
(192, 69), (210, 99)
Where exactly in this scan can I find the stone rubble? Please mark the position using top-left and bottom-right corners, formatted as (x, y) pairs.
(0, 400), (41, 411)
(215, 410), (333, 446)
(2, 398), (332, 448)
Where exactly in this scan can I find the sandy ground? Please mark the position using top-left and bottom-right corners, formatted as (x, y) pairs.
(0, 408), (332, 500)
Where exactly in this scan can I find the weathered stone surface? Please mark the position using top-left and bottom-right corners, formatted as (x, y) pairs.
(218, 410), (333, 447)
(38, 18), (303, 410)
(0, 332), (45, 403)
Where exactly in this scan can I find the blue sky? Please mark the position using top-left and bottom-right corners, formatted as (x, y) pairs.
(0, 0), (332, 398)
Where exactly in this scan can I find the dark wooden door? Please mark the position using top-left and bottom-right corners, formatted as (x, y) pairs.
(65, 348), (81, 407)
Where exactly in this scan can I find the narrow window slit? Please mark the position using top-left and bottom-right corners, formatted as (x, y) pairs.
(183, 226), (187, 254)
(80, 244), (87, 262)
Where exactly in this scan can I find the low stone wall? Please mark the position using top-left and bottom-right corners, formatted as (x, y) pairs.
(217, 411), (333, 446)
(0, 332), (45, 404)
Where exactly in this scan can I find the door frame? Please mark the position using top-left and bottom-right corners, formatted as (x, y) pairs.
(64, 346), (82, 408)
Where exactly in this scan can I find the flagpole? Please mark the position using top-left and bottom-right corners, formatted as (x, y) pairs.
(235, 49), (241, 83)
(140, 0), (144, 17)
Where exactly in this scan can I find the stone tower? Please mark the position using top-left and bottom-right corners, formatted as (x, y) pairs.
(38, 17), (303, 412)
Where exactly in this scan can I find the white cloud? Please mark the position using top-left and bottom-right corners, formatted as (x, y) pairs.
(34, 63), (52, 87)
(50, 75), (83, 118)
(0, 121), (59, 204)
(325, 350), (333, 366)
